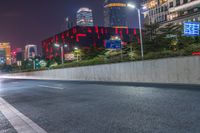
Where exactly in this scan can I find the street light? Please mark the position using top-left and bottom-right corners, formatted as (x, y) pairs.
(74, 47), (79, 62)
(54, 43), (64, 64)
(127, 3), (144, 60)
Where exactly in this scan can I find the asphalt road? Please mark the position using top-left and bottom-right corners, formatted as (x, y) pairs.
(0, 79), (200, 133)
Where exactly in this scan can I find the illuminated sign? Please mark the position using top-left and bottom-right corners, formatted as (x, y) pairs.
(184, 22), (200, 36)
(192, 52), (200, 56)
(106, 40), (122, 49)
(104, 3), (127, 8)
(64, 53), (75, 61)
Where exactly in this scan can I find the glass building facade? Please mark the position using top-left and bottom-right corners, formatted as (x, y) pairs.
(77, 7), (94, 26)
(104, 0), (128, 28)
(0, 43), (11, 65)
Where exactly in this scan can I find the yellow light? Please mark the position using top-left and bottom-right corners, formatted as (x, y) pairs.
(147, 0), (157, 9)
(105, 3), (127, 8)
(113, 26), (128, 29)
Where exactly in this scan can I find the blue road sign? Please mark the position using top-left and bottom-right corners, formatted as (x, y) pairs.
(105, 40), (122, 49)
(184, 22), (200, 36)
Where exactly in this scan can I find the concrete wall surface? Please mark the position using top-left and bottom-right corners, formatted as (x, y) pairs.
(2, 56), (200, 84)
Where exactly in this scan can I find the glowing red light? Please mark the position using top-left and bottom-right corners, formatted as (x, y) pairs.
(192, 52), (200, 55)
(115, 28), (118, 34)
(95, 26), (99, 33)
(88, 28), (92, 33)
(134, 29), (137, 35)
(76, 34), (86, 42)
(62, 33), (65, 39)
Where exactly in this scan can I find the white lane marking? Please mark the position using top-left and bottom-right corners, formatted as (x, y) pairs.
(0, 97), (47, 133)
(38, 85), (64, 90)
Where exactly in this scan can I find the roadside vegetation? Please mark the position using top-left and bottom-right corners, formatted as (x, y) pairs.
(2, 23), (200, 73)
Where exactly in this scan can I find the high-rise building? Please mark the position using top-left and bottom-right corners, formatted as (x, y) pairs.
(77, 7), (94, 26)
(65, 17), (74, 30)
(42, 26), (141, 60)
(143, 0), (200, 25)
(104, 0), (128, 28)
(0, 42), (11, 65)
(24, 45), (37, 60)
(11, 48), (24, 64)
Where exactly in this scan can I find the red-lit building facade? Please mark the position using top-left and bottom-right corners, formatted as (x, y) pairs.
(42, 26), (141, 59)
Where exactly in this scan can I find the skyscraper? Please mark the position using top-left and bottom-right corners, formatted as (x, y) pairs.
(24, 44), (37, 60)
(143, 0), (200, 25)
(104, 0), (128, 28)
(77, 7), (94, 26)
(0, 42), (11, 65)
(65, 17), (74, 30)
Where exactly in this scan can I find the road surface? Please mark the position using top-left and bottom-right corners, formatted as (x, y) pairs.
(0, 79), (200, 133)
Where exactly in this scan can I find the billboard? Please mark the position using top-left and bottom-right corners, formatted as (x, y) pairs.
(105, 40), (122, 49)
(184, 22), (200, 36)
(64, 53), (75, 61)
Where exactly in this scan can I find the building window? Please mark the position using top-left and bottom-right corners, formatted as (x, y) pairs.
(165, 5), (168, 11)
(169, 2), (173, 8)
(183, 0), (188, 4)
(161, 6), (164, 12)
(176, 0), (180, 6)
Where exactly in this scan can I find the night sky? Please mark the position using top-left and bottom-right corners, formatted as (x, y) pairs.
(0, 0), (140, 51)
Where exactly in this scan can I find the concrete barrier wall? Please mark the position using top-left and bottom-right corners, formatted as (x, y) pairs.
(3, 56), (200, 84)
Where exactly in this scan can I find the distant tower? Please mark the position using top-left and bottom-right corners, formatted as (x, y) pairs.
(24, 44), (37, 60)
(0, 42), (11, 65)
(77, 7), (94, 26)
(104, 0), (128, 28)
(65, 17), (74, 30)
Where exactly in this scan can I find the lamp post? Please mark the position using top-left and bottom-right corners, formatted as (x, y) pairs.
(61, 45), (64, 64)
(54, 43), (64, 64)
(74, 47), (79, 62)
(127, 3), (144, 60)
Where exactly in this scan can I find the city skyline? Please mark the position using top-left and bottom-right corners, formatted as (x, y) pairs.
(0, 0), (139, 50)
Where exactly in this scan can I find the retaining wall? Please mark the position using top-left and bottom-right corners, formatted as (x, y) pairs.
(2, 56), (200, 84)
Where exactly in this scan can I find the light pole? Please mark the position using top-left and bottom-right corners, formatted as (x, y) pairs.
(61, 45), (64, 64)
(127, 3), (144, 60)
(54, 43), (64, 64)
(74, 47), (79, 62)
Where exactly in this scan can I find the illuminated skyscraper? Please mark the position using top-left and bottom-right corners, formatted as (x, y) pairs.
(24, 44), (37, 60)
(104, 0), (128, 28)
(143, 0), (200, 25)
(77, 7), (94, 26)
(65, 17), (74, 30)
(0, 42), (11, 65)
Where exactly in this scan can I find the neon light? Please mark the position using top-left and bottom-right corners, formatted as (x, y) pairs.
(105, 3), (127, 8)
(62, 33), (65, 39)
(115, 28), (118, 34)
(76, 34), (86, 42)
(95, 25), (99, 33)
(134, 29), (137, 35)
(88, 28), (92, 33)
